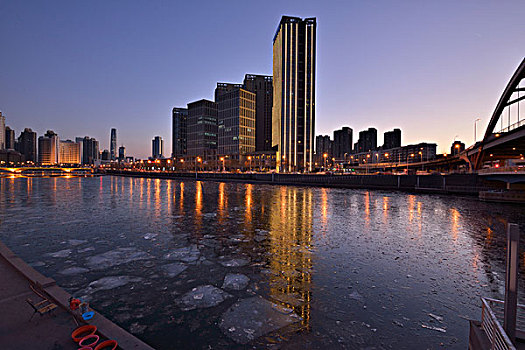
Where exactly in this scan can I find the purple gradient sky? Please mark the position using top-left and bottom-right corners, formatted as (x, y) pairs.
(1, 0), (524, 159)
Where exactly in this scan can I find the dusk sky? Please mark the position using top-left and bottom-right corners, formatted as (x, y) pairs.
(1, 0), (524, 159)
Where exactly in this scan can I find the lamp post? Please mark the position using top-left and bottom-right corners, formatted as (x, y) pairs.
(195, 157), (201, 179)
(323, 153), (328, 171)
(220, 157), (225, 172)
(247, 156), (252, 172)
(474, 118), (481, 143)
(406, 153), (414, 173)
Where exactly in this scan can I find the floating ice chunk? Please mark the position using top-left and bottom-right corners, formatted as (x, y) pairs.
(143, 233), (158, 240)
(59, 267), (89, 275)
(348, 290), (364, 302)
(421, 324), (446, 333)
(428, 313), (443, 322)
(86, 248), (151, 270)
(165, 245), (200, 263)
(68, 239), (87, 246)
(219, 296), (302, 344)
(218, 257), (250, 267)
(47, 249), (72, 258)
(161, 263), (188, 277)
(78, 246), (95, 253)
(222, 273), (250, 291)
(176, 285), (232, 311)
(83, 276), (143, 295)
(129, 322), (147, 334)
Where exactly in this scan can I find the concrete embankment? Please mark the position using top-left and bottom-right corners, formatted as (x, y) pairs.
(104, 170), (501, 195)
(0, 241), (154, 350)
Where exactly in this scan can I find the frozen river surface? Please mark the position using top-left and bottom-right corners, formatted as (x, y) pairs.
(1, 176), (525, 349)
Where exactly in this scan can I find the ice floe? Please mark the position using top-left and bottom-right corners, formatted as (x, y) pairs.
(176, 285), (232, 311)
(219, 296), (302, 344)
(222, 273), (250, 291)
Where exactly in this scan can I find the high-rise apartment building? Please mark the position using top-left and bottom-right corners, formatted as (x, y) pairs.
(243, 74), (273, 152)
(59, 140), (81, 164)
(216, 85), (256, 159)
(5, 126), (15, 150)
(17, 128), (37, 162)
(383, 128), (401, 150)
(0, 112), (5, 150)
(152, 136), (163, 159)
(38, 130), (59, 165)
(81, 136), (99, 165)
(272, 16), (316, 172)
(187, 99), (218, 160)
(333, 127), (353, 159)
(118, 146), (125, 161)
(110, 128), (117, 161)
(315, 135), (332, 163)
(172, 107), (188, 157)
(75, 137), (84, 164)
(356, 128), (377, 153)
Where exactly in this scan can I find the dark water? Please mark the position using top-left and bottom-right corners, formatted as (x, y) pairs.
(1, 176), (525, 349)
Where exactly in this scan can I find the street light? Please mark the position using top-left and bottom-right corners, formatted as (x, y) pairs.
(247, 156), (252, 172)
(323, 153), (328, 171)
(407, 153), (415, 173)
(474, 118), (481, 143)
(220, 157), (225, 172)
(195, 157), (201, 179)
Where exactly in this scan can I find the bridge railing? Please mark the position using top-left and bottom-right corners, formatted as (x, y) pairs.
(477, 166), (525, 174)
(481, 297), (517, 350)
(496, 119), (525, 134)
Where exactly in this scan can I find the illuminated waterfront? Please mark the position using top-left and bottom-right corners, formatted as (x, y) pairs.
(1, 176), (525, 349)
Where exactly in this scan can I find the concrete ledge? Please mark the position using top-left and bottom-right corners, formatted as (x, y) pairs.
(0, 240), (155, 350)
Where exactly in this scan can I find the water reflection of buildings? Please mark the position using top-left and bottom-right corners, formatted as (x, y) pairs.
(269, 187), (313, 328)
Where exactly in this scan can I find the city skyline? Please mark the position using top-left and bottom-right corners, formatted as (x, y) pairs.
(1, 1), (524, 159)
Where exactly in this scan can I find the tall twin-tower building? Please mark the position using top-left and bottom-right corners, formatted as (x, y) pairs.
(273, 16), (316, 172)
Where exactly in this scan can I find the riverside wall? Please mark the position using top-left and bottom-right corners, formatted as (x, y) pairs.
(104, 170), (504, 195)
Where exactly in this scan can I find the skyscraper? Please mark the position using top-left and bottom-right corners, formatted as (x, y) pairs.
(272, 16), (316, 172)
(243, 74), (273, 152)
(152, 136), (163, 159)
(333, 127), (353, 159)
(187, 99), (218, 160)
(5, 126), (15, 150)
(81, 136), (99, 165)
(172, 107), (188, 157)
(383, 128), (401, 150)
(110, 128), (117, 161)
(0, 112), (5, 150)
(216, 84), (256, 159)
(17, 128), (37, 162)
(118, 146), (125, 161)
(59, 140), (81, 164)
(315, 135), (332, 163)
(38, 130), (59, 165)
(356, 128), (377, 153)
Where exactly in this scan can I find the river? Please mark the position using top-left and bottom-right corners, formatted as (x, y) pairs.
(1, 176), (524, 349)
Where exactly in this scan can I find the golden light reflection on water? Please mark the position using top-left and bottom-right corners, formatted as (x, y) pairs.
(245, 184), (252, 224)
(269, 187), (313, 328)
(154, 179), (161, 218)
(218, 182), (227, 223)
(382, 196), (389, 224)
(167, 180), (172, 214)
(321, 188), (328, 226)
(195, 181), (202, 232)
(450, 208), (460, 243)
(179, 182), (184, 214)
(407, 195), (415, 223)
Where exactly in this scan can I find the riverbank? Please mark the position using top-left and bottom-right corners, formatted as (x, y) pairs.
(104, 169), (500, 195)
(0, 240), (154, 350)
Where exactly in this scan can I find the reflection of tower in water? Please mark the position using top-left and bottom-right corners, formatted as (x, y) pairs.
(268, 187), (313, 328)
